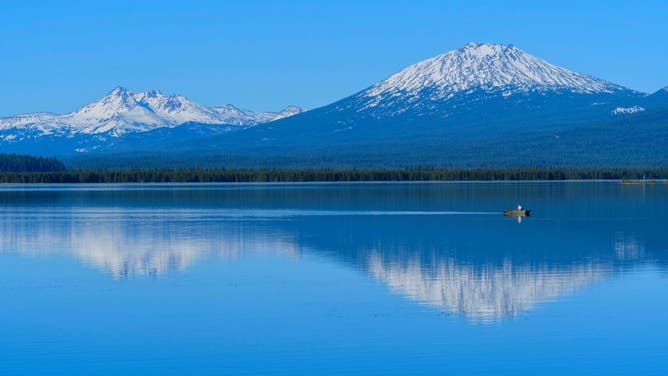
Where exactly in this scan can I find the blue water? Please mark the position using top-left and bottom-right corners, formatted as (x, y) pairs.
(0, 182), (666, 375)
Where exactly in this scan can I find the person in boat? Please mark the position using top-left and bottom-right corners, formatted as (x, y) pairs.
(505, 205), (528, 216)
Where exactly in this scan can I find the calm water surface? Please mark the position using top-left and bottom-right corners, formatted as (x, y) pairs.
(0, 182), (666, 375)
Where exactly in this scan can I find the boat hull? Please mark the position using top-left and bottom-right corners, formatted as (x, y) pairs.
(503, 210), (531, 217)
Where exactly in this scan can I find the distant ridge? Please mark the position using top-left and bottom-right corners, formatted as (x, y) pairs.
(0, 87), (303, 138)
(0, 43), (666, 167)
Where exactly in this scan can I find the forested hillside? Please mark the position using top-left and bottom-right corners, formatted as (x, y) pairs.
(0, 154), (65, 172)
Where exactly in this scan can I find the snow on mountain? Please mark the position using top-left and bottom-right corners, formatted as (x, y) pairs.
(0, 112), (68, 135)
(212, 104), (303, 125)
(0, 87), (302, 138)
(64, 87), (167, 135)
(273, 105), (304, 120)
(612, 106), (646, 115)
(133, 89), (228, 126)
(362, 43), (627, 107)
(214, 105), (280, 125)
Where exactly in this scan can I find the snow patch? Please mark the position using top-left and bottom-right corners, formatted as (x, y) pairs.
(612, 106), (645, 115)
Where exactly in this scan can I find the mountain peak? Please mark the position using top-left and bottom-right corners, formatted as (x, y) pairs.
(648, 86), (668, 98)
(108, 86), (132, 96)
(274, 105), (304, 120)
(211, 104), (301, 125)
(79, 87), (140, 115)
(216, 104), (242, 111)
(142, 89), (164, 98)
(363, 43), (626, 102)
(280, 105), (303, 113)
(459, 42), (516, 54)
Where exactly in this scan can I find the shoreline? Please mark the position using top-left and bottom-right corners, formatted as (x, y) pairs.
(0, 167), (667, 184)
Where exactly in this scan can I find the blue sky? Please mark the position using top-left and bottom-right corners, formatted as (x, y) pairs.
(1, 0), (667, 116)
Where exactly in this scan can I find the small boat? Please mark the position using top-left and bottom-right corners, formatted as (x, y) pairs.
(504, 209), (531, 217)
(504, 204), (530, 217)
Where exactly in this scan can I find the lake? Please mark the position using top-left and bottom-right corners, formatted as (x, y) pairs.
(0, 182), (666, 375)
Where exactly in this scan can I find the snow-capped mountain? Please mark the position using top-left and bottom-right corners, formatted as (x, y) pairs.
(365, 43), (625, 99)
(244, 42), (644, 137)
(65, 87), (169, 135)
(212, 104), (304, 126)
(174, 42), (662, 167)
(0, 87), (303, 139)
(352, 42), (635, 114)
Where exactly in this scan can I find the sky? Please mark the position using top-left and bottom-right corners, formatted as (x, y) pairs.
(1, 0), (667, 116)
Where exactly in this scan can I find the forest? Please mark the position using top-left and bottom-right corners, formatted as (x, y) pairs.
(0, 153), (66, 172)
(0, 166), (666, 183)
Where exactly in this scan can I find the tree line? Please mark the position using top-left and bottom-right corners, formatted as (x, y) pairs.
(0, 167), (667, 183)
(0, 153), (66, 172)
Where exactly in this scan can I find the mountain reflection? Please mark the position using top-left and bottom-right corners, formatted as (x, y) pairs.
(1, 183), (665, 322)
(0, 209), (655, 323)
(0, 208), (302, 278)
(367, 253), (608, 322)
